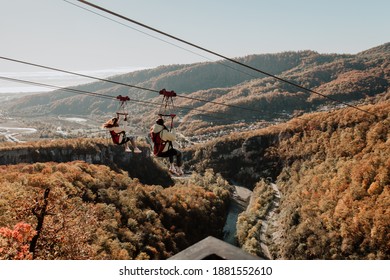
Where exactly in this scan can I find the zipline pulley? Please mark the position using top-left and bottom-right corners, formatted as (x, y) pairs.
(116, 95), (130, 121)
(158, 89), (176, 129)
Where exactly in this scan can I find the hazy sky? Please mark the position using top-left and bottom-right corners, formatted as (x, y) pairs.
(1, 0), (389, 74)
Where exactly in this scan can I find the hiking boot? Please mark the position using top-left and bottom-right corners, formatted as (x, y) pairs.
(133, 147), (142, 153)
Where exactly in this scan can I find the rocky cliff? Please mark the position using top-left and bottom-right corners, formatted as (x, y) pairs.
(185, 131), (285, 189)
(0, 140), (173, 187)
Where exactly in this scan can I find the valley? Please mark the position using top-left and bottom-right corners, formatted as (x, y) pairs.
(0, 114), (105, 143)
(0, 44), (389, 260)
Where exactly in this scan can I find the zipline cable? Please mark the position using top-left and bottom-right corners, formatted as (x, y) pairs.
(0, 76), (343, 127)
(0, 56), (157, 94)
(76, 0), (377, 118)
(62, 0), (212, 64)
(0, 56), (266, 115)
(0, 76), (237, 123)
(62, 0), (260, 81)
(0, 76), (116, 101)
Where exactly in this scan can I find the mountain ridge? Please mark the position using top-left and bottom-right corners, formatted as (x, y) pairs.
(5, 43), (389, 132)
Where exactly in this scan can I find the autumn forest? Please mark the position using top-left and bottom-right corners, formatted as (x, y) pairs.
(1, 43), (389, 260)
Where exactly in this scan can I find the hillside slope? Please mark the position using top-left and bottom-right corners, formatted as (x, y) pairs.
(0, 149), (231, 260)
(185, 98), (390, 259)
(5, 43), (389, 137)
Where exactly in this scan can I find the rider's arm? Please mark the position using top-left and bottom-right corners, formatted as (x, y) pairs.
(111, 127), (125, 134)
(161, 129), (176, 142)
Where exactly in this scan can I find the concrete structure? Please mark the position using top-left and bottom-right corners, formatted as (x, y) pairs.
(169, 236), (265, 260)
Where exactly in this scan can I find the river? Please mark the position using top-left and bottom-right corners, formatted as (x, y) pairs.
(223, 185), (253, 245)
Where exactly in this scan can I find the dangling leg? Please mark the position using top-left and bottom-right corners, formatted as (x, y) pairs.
(174, 149), (183, 175)
(160, 150), (181, 176)
(130, 137), (141, 153)
(168, 154), (176, 174)
(121, 135), (131, 152)
(168, 150), (183, 176)
(124, 142), (131, 152)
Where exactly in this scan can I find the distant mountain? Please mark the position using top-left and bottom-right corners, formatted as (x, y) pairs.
(5, 43), (389, 135)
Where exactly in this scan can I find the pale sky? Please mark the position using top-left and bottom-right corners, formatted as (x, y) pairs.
(0, 0), (389, 75)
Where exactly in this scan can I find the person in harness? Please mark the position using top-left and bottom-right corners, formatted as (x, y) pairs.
(150, 117), (183, 176)
(102, 117), (141, 153)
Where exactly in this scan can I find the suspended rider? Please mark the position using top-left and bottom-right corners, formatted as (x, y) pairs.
(102, 116), (142, 153)
(150, 117), (183, 176)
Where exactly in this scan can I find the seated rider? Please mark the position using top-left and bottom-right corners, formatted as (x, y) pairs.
(150, 118), (183, 175)
(102, 117), (141, 153)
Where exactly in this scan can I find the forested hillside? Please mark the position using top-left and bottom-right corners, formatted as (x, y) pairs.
(2, 99), (387, 260)
(1, 43), (389, 260)
(0, 161), (230, 260)
(185, 98), (389, 259)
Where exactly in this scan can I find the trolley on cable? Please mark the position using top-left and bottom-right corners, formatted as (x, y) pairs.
(115, 95), (130, 121)
(157, 88), (177, 131)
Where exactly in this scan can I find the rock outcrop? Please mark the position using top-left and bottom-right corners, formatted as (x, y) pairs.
(0, 142), (173, 187)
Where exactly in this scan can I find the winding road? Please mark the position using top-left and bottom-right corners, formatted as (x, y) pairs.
(0, 126), (37, 143)
(259, 183), (281, 259)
